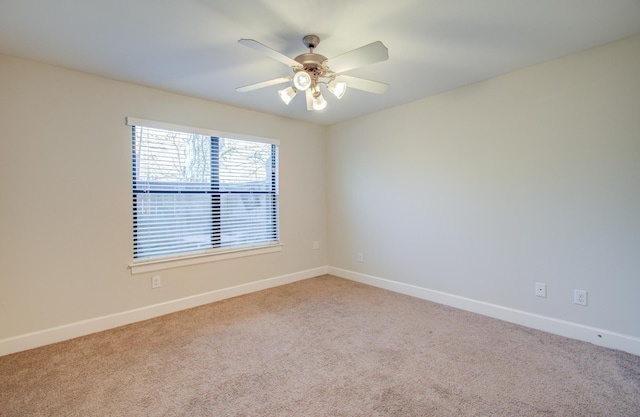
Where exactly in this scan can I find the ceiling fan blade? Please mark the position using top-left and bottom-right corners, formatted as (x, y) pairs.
(339, 75), (389, 94)
(328, 41), (389, 73)
(236, 76), (291, 92)
(305, 89), (314, 111)
(238, 39), (301, 68)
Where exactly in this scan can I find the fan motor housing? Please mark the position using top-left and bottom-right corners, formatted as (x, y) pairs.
(294, 53), (327, 77)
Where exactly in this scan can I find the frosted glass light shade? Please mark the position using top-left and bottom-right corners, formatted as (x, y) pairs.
(293, 71), (312, 91)
(312, 93), (327, 110)
(278, 86), (297, 105)
(328, 79), (347, 99)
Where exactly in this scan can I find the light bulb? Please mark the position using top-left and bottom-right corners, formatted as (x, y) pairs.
(328, 79), (347, 99)
(278, 86), (297, 105)
(293, 71), (312, 91)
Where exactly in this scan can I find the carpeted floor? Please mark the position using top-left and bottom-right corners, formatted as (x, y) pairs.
(1, 275), (639, 416)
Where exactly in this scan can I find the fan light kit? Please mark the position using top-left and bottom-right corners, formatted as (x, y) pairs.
(237, 35), (389, 111)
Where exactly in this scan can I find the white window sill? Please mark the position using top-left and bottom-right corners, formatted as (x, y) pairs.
(129, 244), (283, 275)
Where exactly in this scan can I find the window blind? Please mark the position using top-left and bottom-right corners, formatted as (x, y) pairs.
(131, 122), (279, 260)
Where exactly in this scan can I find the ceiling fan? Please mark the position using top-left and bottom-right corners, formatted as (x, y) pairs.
(236, 35), (389, 111)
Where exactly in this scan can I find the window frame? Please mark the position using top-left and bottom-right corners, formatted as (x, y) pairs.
(126, 117), (282, 274)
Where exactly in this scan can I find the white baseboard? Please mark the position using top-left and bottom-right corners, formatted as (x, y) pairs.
(0, 266), (328, 356)
(4, 266), (639, 358)
(329, 267), (640, 357)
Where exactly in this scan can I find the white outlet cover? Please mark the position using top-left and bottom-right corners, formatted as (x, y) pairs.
(574, 289), (588, 306)
(151, 275), (161, 289)
(535, 283), (546, 298)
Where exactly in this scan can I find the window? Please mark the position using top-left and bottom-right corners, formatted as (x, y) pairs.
(128, 118), (279, 270)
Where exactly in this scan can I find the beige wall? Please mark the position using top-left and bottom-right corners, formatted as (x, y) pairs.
(0, 55), (327, 340)
(327, 35), (640, 338)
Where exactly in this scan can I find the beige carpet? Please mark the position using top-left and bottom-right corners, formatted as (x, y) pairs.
(1, 275), (639, 416)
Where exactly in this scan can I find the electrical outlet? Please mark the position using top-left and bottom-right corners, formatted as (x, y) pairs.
(357, 252), (364, 263)
(151, 275), (161, 289)
(535, 283), (547, 298)
(312, 241), (320, 250)
(574, 289), (587, 306)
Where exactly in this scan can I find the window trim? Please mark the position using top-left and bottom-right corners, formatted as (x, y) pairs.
(126, 117), (281, 274)
(128, 243), (283, 275)
(126, 117), (279, 146)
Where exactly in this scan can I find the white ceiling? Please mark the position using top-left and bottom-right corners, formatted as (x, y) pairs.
(2, 0), (640, 125)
